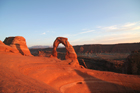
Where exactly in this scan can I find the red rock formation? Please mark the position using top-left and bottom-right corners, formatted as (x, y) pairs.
(3, 36), (32, 56)
(79, 46), (84, 53)
(0, 40), (4, 45)
(51, 37), (79, 66)
(0, 40), (18, 53)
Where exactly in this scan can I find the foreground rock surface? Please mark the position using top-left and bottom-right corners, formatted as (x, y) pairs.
(0, 51), (140, 93)
(3, 36), (32, 56)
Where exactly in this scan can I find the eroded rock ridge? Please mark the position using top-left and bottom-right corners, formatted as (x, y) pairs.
(2, 36), (32, 56)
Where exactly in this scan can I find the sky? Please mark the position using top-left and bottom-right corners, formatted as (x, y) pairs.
(0, 0), (140, 47)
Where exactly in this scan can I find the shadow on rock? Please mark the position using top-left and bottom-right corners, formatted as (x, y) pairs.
(16, 44), (24, 55)
(74, 69), (139, 93)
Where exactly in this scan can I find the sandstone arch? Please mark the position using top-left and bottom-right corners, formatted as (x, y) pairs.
(51, 37), (77, 60)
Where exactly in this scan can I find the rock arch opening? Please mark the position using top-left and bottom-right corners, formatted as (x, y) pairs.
(56, 43), (66, 60)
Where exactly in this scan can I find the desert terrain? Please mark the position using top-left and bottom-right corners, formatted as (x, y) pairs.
(30, 43), (140, 74)
(0, 36), (140, 93)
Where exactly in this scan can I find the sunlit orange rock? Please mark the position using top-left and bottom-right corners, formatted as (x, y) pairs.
(0, 40), (4, 45)
(0, 40), (18, 53)
(51, 37), (79, 66)
(0, 40), (7, 51)
(3, 36), (32, 56)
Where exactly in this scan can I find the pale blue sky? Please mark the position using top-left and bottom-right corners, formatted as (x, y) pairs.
(0, 0), (140, 47)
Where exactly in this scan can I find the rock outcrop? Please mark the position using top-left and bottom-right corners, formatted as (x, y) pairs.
(3, 36), (32, 56)
(0, 40), (18, 53)
(126, 50), (140, 75)
(0, 40), (4, 45)
(51, 37), (79, 66)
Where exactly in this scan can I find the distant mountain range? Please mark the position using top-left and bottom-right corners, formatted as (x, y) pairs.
(29, 45), (52, 49)
(29, 45), (65, 49)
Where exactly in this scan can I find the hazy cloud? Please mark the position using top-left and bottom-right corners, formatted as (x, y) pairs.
(42, 32), (46, 35)
(122, 22), (137, 27)
(41, 30), (55, 35)
(63, 29), (94, 37)
(131, 26), (140, 30)
(97, 22), (140, 32)
(95, 32), (140, 44)
(68, 31), (140, 45)
(63, 22), (140, 45)
(80, 30), (95, 34)
(103, 25), (118, 30)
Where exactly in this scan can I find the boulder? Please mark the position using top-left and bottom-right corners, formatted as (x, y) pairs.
(3, 36), (32, 56)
